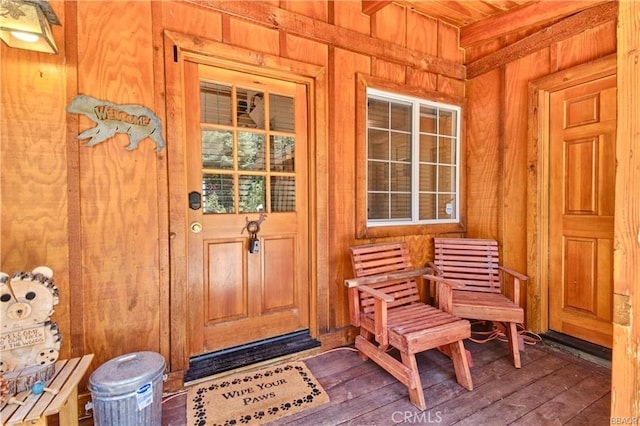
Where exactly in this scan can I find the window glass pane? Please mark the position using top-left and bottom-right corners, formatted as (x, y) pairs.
(419, 194), (436, 220)
(391, 133), (411, 161)
(203, 174), (234, 213)
(438, 165), (456, 192)
(420, 106), (437, 134)
(390, 163), (411, 191)
(420, 134), (437, 163)
(270, 94), (294, 132)
(439, 109), (457, 137)
(271, 176), (295, 212)
(419, 164), (436, 192)
(238, 132), (265, 171)
(202, 130), (233, 169)
(238, 175), (265, 213)
(237, 88), (265, 129)
(368, 193), (389, 220)
(366, 89), (460, 226)
(438, 195), (456, 219)
(368, 129), (389, 160)
(368, 162), (389, 191)
(270, 136), (295, 172)
(390, 194), (411, 219)
(439, 136), (456, 164)
(368, 98), (389, 128)
(201, 82), (232, 125)
(390, 103), (411, 131)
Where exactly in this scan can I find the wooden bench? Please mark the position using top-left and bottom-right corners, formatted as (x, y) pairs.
(346, 242), (473, 410)
(430, 238), (528, 368)
(1, 354), (94, 426)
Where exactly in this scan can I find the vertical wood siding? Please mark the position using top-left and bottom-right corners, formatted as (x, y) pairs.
(0, 0), (622, 394)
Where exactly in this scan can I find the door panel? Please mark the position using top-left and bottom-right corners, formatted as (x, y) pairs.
(548, 75), (615, 348)
(184, 61), (309, 356)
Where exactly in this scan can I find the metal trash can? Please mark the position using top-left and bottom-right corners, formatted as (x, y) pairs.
(89, 351), (165, 426)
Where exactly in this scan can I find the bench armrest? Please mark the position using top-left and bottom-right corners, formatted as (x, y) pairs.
(422, 274), (463, 314)
(344, 267), (433, 349)
(498, 266), (529, 304)
(498, 266), (529, 282)
(344, 267), (433, 289)
(426, 261), (444, 276)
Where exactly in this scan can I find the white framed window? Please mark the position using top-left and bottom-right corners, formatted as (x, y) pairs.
(366, 88), (461, 227)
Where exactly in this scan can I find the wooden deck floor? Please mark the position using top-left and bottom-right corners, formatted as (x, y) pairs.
(162, 339), (611, 425)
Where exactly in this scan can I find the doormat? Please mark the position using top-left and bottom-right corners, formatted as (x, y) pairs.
(187, 361), (329, 425)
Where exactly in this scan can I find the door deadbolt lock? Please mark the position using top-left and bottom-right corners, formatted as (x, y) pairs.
(190, 222), (203, 234)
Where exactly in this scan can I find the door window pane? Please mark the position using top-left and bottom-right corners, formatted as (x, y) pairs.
(203, 174), (234, 213)
(270, 94), (295, 132)
(237, 88), (265, 129)
(202, 130), (233, 169)
(200, 79), (297, 215)
(201, 82), (232, 125)
(271, 176), (295, 212)
(239, 175), (265, 213)
(238, 132), (265, 171)
(270, 136), (295, 172)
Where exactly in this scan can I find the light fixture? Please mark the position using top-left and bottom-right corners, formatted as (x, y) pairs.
(0, 0), (59, 54)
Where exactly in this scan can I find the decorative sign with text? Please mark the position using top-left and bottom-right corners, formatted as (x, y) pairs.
(0, 267), (61, 374)
(187, 362), (329, 424)
(67, 94), (166, 152)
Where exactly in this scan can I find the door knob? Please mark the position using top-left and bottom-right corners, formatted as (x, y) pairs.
(190, 222), (202, 233)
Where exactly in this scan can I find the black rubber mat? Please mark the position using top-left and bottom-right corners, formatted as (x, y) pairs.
(184, 330), (321, 383)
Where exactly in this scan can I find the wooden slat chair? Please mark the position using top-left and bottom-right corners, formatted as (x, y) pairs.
(345, 241), (473, 410)
(429, 238), (529, 368)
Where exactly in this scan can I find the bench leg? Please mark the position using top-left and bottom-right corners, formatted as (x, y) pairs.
(506, 322), (521, 368)
(400, 352), (426, 410)
(449, 340), (473, 391)
(58, 386), (79, 426)
(436, 345), (474, 368)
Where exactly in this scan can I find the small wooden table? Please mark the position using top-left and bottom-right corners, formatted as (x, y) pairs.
(1, 354), (94, 426)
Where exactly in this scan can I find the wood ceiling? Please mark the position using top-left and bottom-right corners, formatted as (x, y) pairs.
(397, 0), (535, 27)
(363, 1), (612, 48)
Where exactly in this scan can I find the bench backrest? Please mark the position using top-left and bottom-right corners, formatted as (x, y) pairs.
(349, 242), (421, 315)
(433, 238), (501, 293)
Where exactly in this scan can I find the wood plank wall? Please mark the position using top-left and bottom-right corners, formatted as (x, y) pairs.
(465, 18), (616, 316)
(0, 0), (71, 358)
(611, 0), (640, 419)
(0, 0), (465, 387)
(0, 1), (629, 410)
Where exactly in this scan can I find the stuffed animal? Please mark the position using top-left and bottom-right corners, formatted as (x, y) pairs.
(0, 267), (61, 373)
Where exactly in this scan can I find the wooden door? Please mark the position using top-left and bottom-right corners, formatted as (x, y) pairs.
(548, 75), (616, 348)
(184, 62), (309, 356)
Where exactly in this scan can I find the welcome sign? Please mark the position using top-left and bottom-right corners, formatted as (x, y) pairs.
(67, 94), (166, 152)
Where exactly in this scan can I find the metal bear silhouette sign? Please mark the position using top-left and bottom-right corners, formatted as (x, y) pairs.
(67, 94), (166, 152)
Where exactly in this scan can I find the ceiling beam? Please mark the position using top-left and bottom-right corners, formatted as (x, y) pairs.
(466, 1), (617, 79)
(460, 0), (611, 48)
(184, 1), (465, 80)
(361, 1), (391, 16)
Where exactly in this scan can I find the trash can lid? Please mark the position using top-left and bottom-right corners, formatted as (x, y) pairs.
(89, 351), (165, 395)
